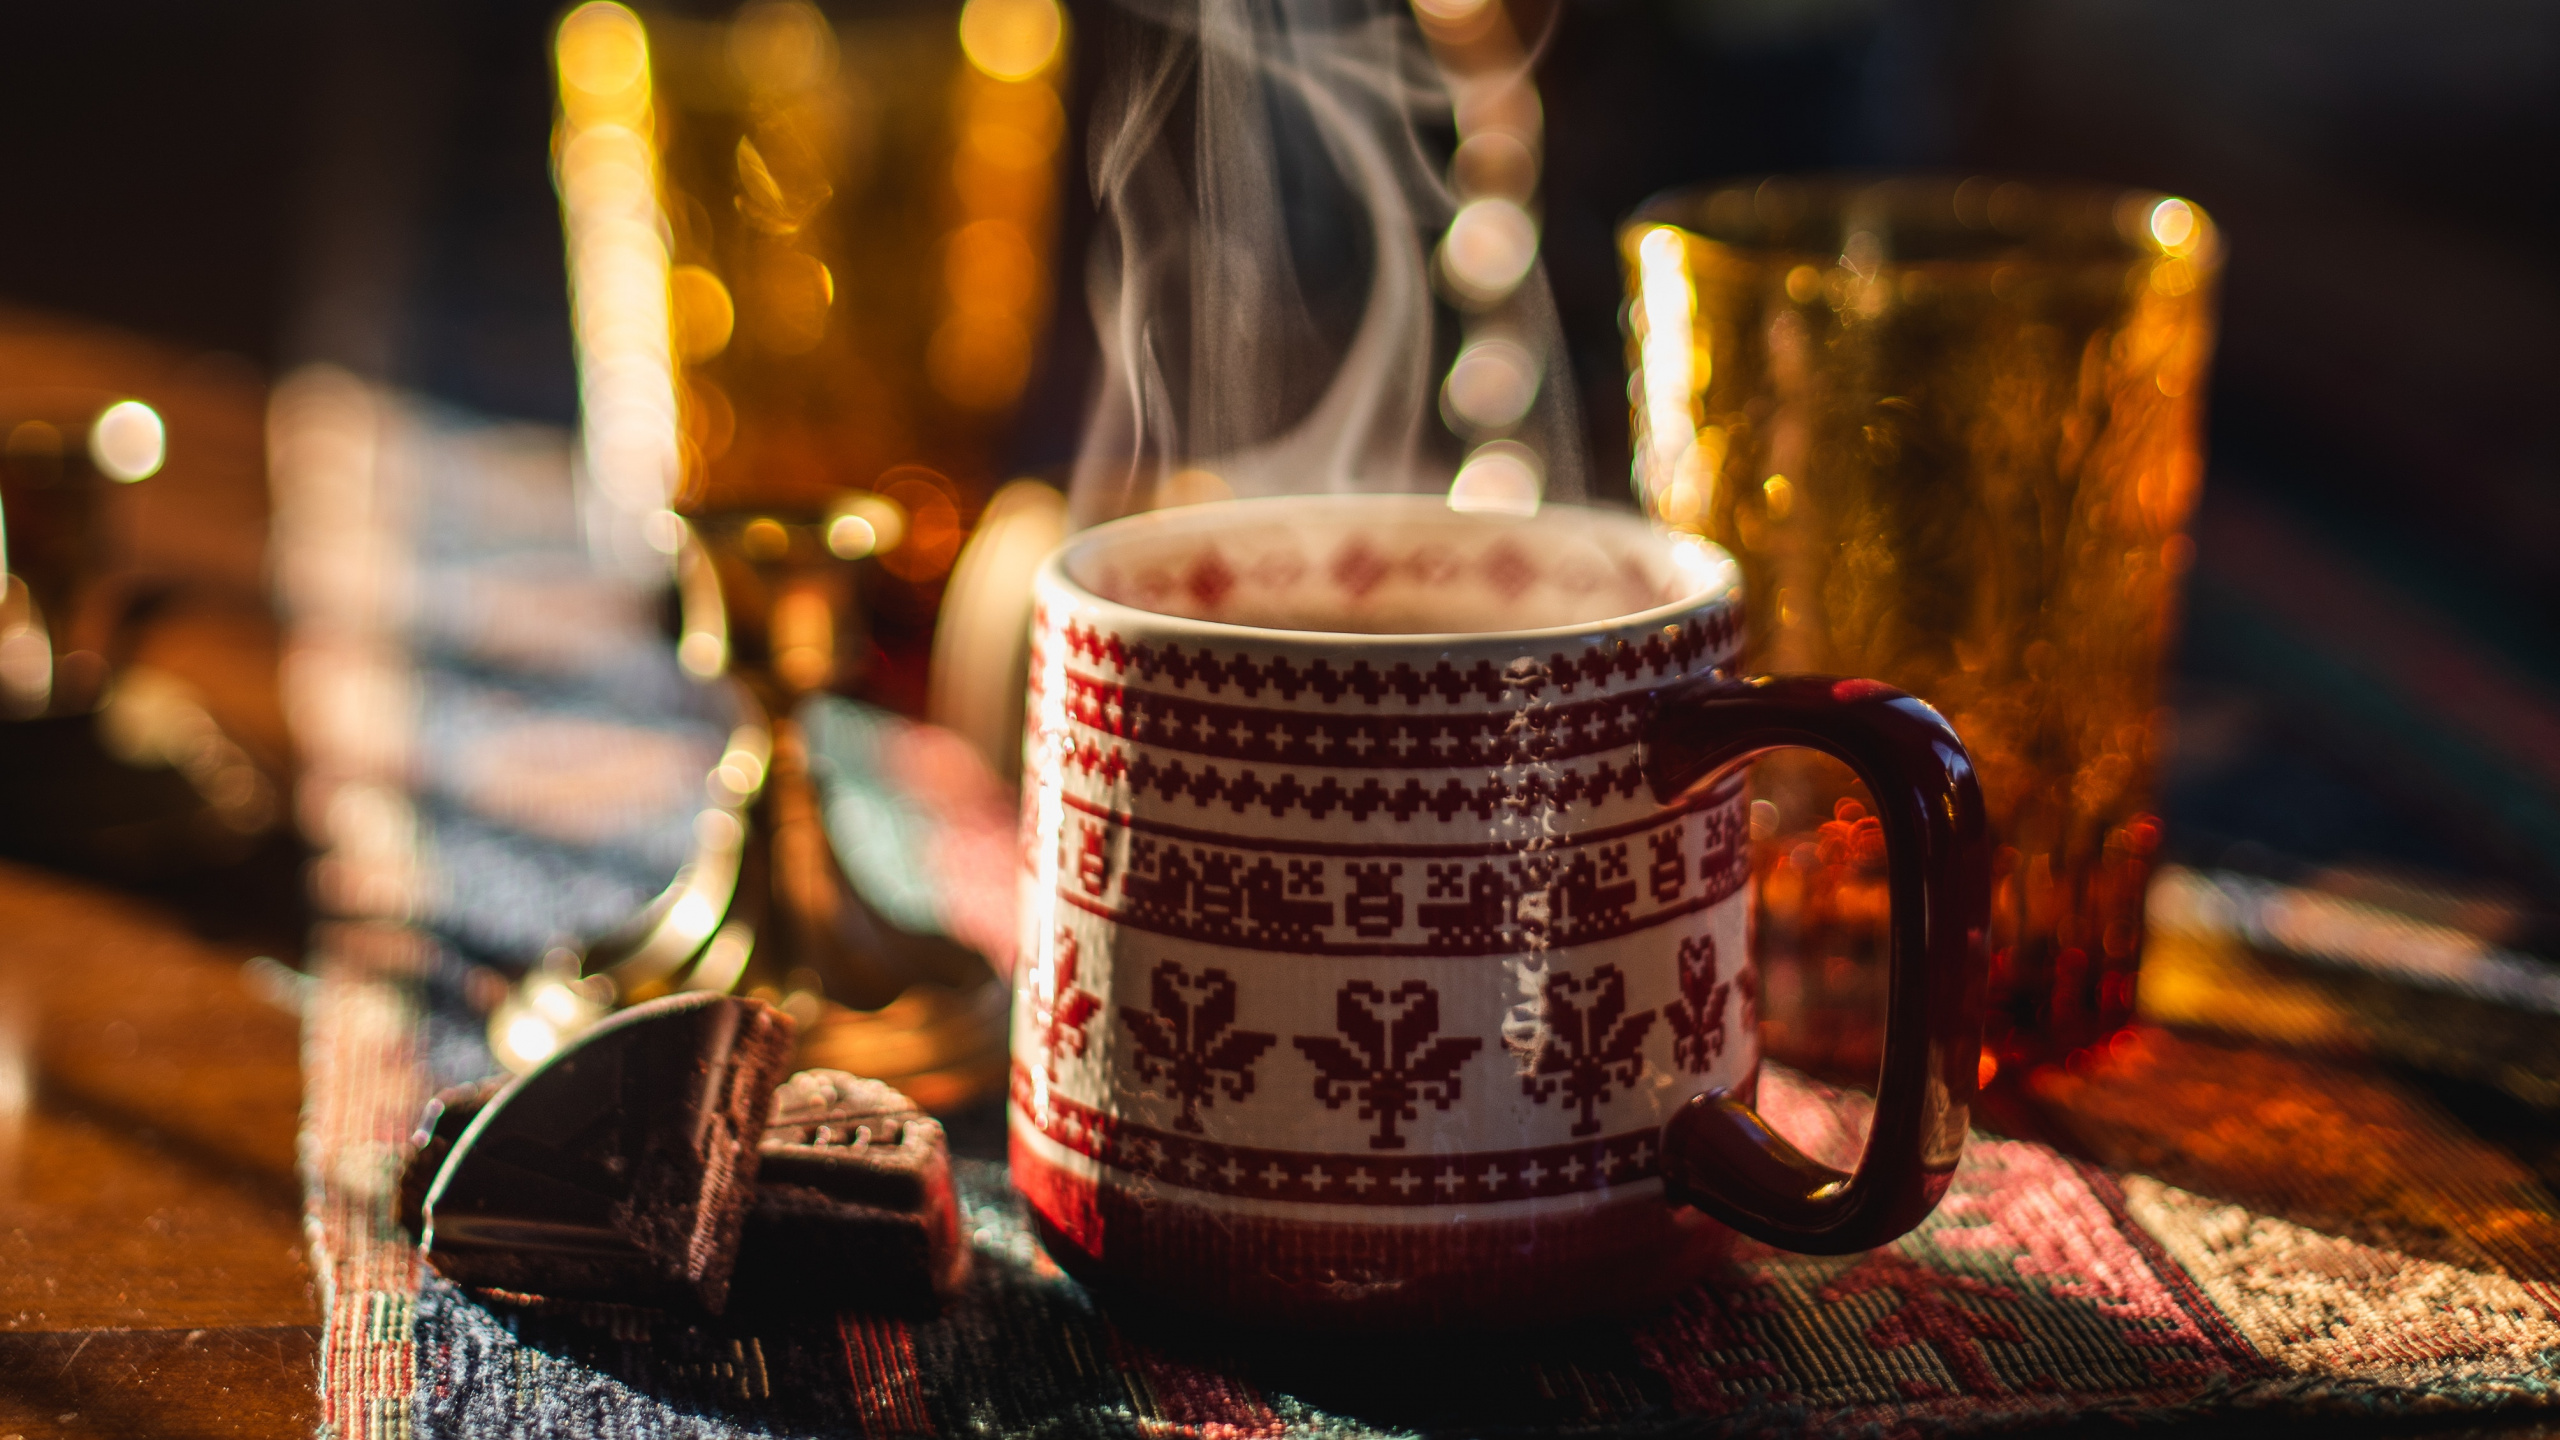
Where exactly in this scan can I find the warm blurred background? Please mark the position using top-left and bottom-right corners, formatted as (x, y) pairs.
(6, 0), (2552, 897)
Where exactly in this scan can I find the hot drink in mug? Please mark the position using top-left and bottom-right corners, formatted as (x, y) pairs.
(1011, 495), (1987, 1327)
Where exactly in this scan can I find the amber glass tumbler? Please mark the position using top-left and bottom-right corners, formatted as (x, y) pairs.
(1620, 177), (2219, 1076)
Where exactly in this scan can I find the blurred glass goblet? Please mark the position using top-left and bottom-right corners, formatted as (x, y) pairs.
(499, 0), (1070, 1107)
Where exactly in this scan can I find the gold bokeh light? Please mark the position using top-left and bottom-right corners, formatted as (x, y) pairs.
(670, 265), (736, 362)
(88, 400), (165, 482)
(2149, 197), (2197, 253)
(826, 491), (907, 559)
(875, 469), (962, 581)
(957, 0), (1064, 81)
(558, 2), (650, 118)
(1439, 196), (1538, 307)
(1446, 441), (1542, 516)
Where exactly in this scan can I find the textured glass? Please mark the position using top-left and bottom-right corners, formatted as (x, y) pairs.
(1622, 177), (2221, 1075)
(556, 0), (1070, 706)
(645, 2), (1067, 519)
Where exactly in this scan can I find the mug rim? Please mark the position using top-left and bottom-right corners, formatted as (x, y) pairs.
(1039, 493), (1737, 649)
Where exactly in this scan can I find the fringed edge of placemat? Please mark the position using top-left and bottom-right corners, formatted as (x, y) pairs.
(275, 368), (435, 1440)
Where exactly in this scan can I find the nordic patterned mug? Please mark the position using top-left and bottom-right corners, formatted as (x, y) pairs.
(1010, 495), (1987, 1327)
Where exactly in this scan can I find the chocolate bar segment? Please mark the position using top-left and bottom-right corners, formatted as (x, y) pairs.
(423, 992), (795, 1312)
(398, 1076), (510, 1238)
(730, 1070), (968, 1312)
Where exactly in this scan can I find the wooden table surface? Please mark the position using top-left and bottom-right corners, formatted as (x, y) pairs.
(0, 862), (318, 1439)
(0, 311), (318, 1437)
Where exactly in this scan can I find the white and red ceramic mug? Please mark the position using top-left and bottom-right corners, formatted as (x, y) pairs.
(1011, 495), (1987, 1327)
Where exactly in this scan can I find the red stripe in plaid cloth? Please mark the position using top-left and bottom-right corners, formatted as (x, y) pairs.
(1103, 1325), (1288, 1439)
(841, 1312), (935, 1435)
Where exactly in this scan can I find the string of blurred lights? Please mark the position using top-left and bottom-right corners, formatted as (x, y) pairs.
(1412, 0), (1547, 517)
(554, 3), (683, 562)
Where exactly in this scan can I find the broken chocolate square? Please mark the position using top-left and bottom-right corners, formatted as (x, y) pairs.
(398, 1076), (510, 1238)
(730, 1070), (968, 1312)
(423, 991), (796, 1313)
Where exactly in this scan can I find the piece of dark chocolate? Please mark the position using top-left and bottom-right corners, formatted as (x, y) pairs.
(729, 1070), (968, 1312)
(398, 1076), (511, 1237)
(423, 992), (796, 1312)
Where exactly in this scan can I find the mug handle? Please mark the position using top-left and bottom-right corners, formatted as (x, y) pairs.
(1640, 675), (1990, 1255)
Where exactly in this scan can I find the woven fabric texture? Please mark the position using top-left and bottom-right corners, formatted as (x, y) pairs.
(289, 399), (2560, 1439)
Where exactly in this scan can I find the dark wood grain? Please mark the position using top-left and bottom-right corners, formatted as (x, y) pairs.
(0, 1327), (318, 1439)
(0, 861), (319, 1437)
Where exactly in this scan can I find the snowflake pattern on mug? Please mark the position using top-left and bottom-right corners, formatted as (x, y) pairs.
(1662, 935), (1734, 1075)
(1520, 965), (1658, 1136)
(1119, 960), (1277, 1133)
(1293, 980), (1485, 1150)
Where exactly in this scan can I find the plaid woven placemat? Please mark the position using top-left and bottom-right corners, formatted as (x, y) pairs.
(281, 388), (2560, 1438)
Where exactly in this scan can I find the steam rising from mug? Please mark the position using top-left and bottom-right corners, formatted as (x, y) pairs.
(1068, 0), (1587, 527)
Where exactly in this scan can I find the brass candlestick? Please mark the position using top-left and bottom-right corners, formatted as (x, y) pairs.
(489, 508), (1015, 1110)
